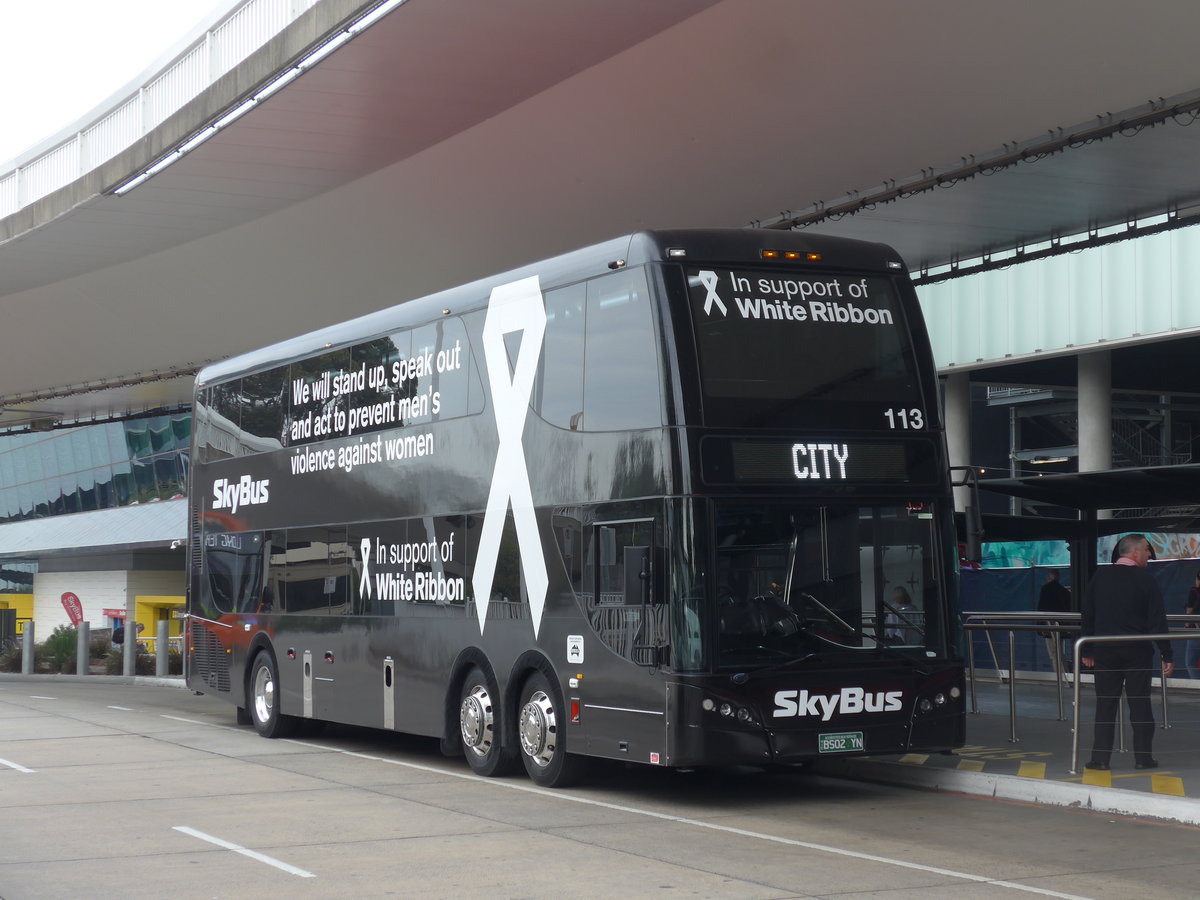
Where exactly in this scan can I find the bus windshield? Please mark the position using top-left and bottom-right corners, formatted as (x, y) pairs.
(714, 502), (944, 668)
(686, 268), (925, 429)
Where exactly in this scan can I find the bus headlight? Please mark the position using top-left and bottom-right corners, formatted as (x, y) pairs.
(719, 702), (734, 717)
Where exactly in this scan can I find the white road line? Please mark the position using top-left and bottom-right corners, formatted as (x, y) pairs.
(163, 715), (1092, 900)
(173, 826), (315, 878)
(108, 705), (133, 711)
(29, 695), (56, 700)
(0, 757), (36, 773)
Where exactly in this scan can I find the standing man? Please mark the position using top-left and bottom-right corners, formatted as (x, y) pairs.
(1081, 534), (1174, 770)
(1037, 568), (1072, 675)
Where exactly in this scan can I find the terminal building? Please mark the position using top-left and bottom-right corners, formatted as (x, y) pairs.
(3, 0), (1200, 647)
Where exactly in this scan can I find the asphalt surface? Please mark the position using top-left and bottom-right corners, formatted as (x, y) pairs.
(5, 673), (1200, 899)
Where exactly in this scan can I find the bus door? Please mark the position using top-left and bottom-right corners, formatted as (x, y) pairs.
(577, 516), (669, 762)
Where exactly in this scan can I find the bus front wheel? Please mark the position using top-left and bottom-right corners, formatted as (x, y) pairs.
(517, 670), (585, 788)
(249, 650), (299, 739)
(459, 666), (515, 776)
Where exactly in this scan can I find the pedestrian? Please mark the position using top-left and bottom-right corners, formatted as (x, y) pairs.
(1081, 534), (1174, 770)
(1183, 569), (1200, 679)
(884, 586), (920, 644)
(1037, 568), (1071, 675)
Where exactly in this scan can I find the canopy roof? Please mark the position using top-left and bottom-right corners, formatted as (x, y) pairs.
(3, 0), (1200, 429)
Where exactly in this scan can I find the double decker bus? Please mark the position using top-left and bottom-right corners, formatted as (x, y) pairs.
(187, 228), (965, 787)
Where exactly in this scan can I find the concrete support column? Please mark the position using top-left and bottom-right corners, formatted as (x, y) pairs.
(1078, 351), (1112, 473)
(944, 372), (972, 512)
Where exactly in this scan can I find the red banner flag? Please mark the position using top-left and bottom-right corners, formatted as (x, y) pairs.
(60, 592), (83, 626)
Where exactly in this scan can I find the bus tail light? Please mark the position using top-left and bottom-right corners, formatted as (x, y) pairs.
(570, 698), (581, 723)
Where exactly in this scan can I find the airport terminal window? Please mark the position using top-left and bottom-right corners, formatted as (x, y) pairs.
(0, 414), (191, 524)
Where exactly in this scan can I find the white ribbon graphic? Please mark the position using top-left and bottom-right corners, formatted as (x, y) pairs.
(472, 276), (549, 636)
(359, 537), (372, 598)
(698, 270), (727, 316)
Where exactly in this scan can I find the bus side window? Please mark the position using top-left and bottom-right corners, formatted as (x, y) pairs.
(534, 283), (585, 429)
(411, 317), (480, 421)
(589, 518), (662, 661)
(279, 527), (342, 615)
(238, 369), (287, 448)
(582, 269), (661, 431)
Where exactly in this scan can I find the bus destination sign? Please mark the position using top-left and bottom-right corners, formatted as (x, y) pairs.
(700, 436), (937, 486)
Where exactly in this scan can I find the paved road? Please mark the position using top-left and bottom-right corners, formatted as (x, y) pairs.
(2, 679), (1199, 900)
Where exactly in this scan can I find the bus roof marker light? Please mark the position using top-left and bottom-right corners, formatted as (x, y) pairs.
(608, 259), (627, 269)
(761, 249), (780, 259)
(667, 248), (687, 258)
(888, 261), (903, 269)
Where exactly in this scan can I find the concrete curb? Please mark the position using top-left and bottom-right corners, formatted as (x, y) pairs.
(0, 673), (188, 689)
(815, 756), (1200, 826)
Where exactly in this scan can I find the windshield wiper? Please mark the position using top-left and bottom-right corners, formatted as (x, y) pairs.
(794, 592), (930, 675)
(731, 652), (821, 684)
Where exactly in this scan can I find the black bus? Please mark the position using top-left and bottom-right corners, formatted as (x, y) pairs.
(187, 228), (965, 786)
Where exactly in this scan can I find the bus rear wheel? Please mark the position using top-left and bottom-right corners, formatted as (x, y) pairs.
(517, 670), (585, 788)
(249, 650), (299, 739)
(459, 666), (515, 776)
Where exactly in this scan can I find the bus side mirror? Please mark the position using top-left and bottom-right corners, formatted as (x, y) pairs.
(623, 546), (666, 606)
(624, 546), (651, 605)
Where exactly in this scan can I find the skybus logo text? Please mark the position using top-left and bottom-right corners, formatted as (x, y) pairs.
(773, 687), (903, 720)
(211, 475), (270, 514)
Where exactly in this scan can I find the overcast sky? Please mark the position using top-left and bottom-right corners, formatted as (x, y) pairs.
(0, 1), (221, 165)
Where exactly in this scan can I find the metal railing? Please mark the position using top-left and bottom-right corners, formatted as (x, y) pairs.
(1068, 632), (1191, 774)
(0, 0), (320, 218)
(964, 612), (1199, 774)
(964, 612), (1083, 726)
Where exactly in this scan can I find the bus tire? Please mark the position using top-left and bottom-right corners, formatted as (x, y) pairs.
(248, 650), (299, 739)
(517, 670), (586, 788)
(459, 666), (515, 776)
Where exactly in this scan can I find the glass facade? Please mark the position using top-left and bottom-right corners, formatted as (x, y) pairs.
(0, 414), (190, 523)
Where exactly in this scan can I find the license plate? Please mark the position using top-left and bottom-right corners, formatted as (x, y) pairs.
(818, 731), (864, 753)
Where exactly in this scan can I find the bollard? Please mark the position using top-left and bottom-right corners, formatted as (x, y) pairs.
(21, 621), (34, 675)
(76, 622), (90, 676)
(156, 620), (169, 677)
(123, 621), (135, 677)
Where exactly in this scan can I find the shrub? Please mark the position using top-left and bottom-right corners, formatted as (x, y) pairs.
(0, 642), (21, 673)
(106, 646), (156, 676)
(40, 625), (78, 674)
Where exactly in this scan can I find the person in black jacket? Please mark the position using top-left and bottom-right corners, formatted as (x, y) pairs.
(1037, 568), (1072, 675)
(1081, 534), (1174, 770)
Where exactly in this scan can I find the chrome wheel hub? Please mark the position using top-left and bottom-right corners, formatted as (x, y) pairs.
(519, 690), (557, 768)
(253, 666), (274, 724)
(460, 685), (495, 757)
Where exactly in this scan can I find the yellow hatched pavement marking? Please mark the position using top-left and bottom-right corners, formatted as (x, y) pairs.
(1151, 774), (1185, 796)
(1081, 767), (1112, 787)
(899, 753), (929, 765)
(1016, 761), (1046, 779)
(956, 758), (985, 772)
